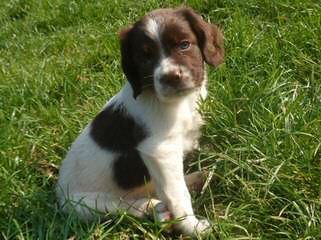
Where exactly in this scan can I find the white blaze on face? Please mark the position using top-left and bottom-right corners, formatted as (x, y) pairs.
(146, 17), (161, 43)
(154, 57), (174, 98)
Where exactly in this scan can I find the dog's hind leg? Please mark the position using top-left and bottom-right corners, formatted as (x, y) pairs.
(184, 170), (208, 193)
(59, 192), (171, 221)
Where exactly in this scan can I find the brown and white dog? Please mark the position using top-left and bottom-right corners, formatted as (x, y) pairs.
(57, 7), (224, 236)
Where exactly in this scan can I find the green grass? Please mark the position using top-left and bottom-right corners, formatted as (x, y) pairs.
(1, 0), (320, 239)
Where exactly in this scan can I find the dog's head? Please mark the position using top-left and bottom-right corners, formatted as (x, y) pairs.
(119, 7), (224, 101)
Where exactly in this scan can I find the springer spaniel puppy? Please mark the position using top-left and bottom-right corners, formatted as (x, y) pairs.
(57, 7), (224, 236)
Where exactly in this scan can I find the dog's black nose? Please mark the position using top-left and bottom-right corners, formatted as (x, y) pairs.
(160, 69), (182, 88)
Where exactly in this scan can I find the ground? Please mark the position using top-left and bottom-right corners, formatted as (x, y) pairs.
(0, 0), (320, 239)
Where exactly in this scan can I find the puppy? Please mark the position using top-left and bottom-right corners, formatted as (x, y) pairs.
(57, 7), (224, 236)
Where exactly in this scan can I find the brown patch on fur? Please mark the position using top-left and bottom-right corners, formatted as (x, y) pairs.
(119, 23), (160, 98)
(161, 19), (204, 88)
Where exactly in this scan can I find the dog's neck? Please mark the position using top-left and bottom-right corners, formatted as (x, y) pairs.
(114, 82), (201, 133)
(123, 81), (200, 109)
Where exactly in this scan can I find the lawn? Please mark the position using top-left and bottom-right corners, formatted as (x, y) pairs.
(0, 0), (320, 239)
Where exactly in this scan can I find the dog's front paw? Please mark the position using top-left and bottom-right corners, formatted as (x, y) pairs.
(194, 219), (211, 235)
(177, 216), (211, 237)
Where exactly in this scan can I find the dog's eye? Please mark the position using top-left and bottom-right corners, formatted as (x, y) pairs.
(178, 40), (191, 50)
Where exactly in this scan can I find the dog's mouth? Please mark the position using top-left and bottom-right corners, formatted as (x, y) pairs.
(156, 84), (198, 101)
(172, 86), (196, 95)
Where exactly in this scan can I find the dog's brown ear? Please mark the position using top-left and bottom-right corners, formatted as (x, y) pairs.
(179, 8), (224, 67)
(119, 27), (142, 99)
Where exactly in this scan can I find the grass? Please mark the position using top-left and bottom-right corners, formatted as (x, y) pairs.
(0, 0), (320, 239)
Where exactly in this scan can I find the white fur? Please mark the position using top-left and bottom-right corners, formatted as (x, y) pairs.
(146, 18), (161, 42)
(200, 65), (208, 100)
(57, 14), (210, 236)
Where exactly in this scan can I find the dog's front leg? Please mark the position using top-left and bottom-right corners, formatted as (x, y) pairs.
(140, 146), (210, 236)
